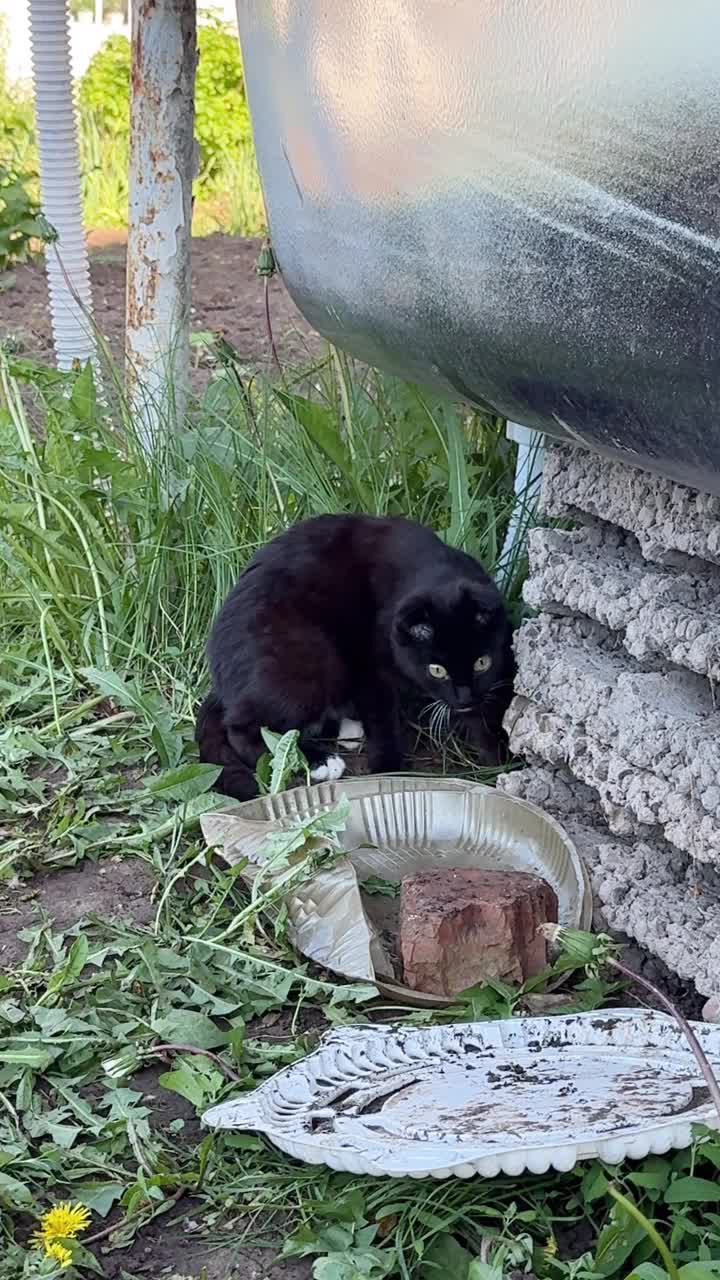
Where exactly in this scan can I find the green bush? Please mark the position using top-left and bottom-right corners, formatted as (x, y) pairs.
(0, 166), (45, 271)
(77, 33), (130, 136)
(77, 18), (252, 189)
(195, 18), (252, 184)
(0, 90), (36, 167)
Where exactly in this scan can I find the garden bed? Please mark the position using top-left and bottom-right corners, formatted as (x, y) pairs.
(0, 232), (320, 381)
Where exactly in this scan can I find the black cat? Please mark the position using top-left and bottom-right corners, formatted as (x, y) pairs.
(197, 514), (514, 799)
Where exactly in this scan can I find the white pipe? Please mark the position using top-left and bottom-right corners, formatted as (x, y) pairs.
(496, 421), (545, 589)
(28, 0), (95, 370)
(125, 0), (196, 449)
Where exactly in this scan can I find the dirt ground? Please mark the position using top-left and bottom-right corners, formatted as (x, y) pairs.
(0, 858), (312, 1280)
(0, 232), (321, 376)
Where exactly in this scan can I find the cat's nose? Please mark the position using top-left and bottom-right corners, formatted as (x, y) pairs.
(456, 686), (472, 707)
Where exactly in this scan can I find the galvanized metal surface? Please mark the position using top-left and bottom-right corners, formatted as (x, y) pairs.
(126, 0), (196, 445)
(237, 0), (720, 492)
(28, 0), (95, 369)
(203, 1010), (720, 1176)
(201, 774), (591, 1006)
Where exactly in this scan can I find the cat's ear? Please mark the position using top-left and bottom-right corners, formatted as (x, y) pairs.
(396, 598), (433, 642)
(463, 583), (502, 627)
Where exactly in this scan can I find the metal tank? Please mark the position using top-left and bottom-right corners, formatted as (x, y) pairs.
(236, 0), (720, 493)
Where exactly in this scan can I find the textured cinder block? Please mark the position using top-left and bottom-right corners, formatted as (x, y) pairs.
(511, 442), (720, 996)
(513, 616), (720, 794)
(524, 524), (720, 682)
(498, 762), (604, 827)
(507, 693), (720, 864)
(541, 442), (720, 565)
(585, 834), (720, 998)
(498, 766), (720, 995)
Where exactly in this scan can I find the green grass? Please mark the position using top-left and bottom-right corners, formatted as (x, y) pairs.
(2, 347), (720, 1280)
(0, 345), (528, 699)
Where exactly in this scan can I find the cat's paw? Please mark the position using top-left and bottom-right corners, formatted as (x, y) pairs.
(310, 755), (347, 783)
(337, 718), (364, 751)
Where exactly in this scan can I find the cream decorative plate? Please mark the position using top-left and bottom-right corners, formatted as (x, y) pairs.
(203, 1011), (720, 1178)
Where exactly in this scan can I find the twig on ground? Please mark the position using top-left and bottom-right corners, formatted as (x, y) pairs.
(150, 1042), (241, 1082)
(85, 1187), (187, 1247)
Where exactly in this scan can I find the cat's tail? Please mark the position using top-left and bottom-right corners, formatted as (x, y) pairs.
(195, 692), (258, 801)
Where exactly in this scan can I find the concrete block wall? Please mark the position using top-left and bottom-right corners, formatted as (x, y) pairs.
(499, 442), (720, 998)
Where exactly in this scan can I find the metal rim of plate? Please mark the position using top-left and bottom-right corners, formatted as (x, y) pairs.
(202, 1010), (720, 1179)
(210, 774), (592, 1006)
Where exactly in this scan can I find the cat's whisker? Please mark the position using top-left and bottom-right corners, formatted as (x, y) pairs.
(427, 699), (453, 748)
(427, 699), (448, 747)
(485, 679), (513, 696)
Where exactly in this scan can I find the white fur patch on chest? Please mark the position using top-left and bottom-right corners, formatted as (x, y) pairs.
(337, 718), (364, 751)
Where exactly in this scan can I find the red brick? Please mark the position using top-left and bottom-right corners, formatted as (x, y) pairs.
(399, 868), (558, 996)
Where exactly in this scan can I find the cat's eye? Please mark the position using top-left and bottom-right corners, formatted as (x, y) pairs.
(474, 655), (492, 674)
(428, 663), (448, 680)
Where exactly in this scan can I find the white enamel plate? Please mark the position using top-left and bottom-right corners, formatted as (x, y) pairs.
(203, 1011), (720, 1178)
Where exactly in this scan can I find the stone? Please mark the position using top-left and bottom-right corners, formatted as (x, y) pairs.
(703, 995), (720, 1024)
(399, 868), (558, 997)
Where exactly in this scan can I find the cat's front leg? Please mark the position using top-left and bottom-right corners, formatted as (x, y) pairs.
(359, 682), (404, 775)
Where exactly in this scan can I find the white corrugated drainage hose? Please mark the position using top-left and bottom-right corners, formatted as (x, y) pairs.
(28, 0), (94, 369)
(495, 422), (545, 590)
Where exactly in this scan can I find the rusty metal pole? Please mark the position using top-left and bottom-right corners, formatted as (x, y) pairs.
(125, 0), (196, 448)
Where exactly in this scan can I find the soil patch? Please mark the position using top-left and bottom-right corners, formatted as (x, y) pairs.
(0, 856), (155, 968)
(97, 1228), (311, 1279)
(0, 233), (321, 379)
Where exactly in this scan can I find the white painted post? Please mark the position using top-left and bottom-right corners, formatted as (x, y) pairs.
(496, 422), (545, 589)
(125, 0), (196, 448)
(28, 0), (95, 369)
(94, 0), (104, 24)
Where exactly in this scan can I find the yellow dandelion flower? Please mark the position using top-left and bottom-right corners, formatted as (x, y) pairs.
(45, 1241), (73, 1269)
(34, 1200), (91, 1243)
(544, 1234), (558, 1258)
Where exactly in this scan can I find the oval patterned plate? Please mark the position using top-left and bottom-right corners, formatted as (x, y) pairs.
(203, 1011), (720, 1178)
